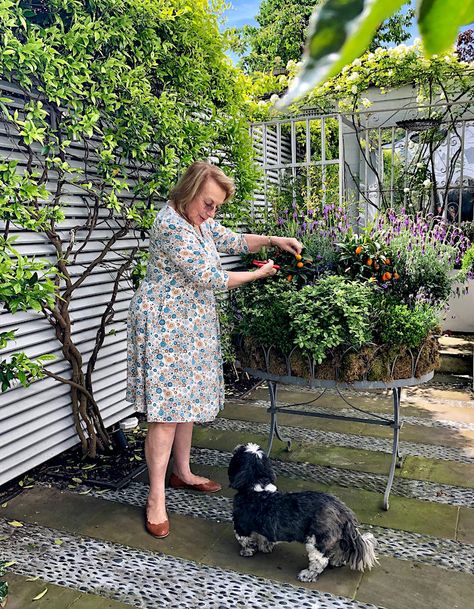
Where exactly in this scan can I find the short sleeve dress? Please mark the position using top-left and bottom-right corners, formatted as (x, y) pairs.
(126, 205), (249, 422)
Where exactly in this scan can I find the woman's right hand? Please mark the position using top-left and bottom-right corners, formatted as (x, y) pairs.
(255, 259), (278, 280)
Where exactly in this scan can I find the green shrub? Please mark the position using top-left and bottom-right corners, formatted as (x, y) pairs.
(378, 302), (439, 349)
(287, 275), (375, 364)
(232, 277), (297, 351)
(461, 243), (474, 274)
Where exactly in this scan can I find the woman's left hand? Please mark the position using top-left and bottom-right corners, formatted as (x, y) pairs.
(270, 236), (303, 256)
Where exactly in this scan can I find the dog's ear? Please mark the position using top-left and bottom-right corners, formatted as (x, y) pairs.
(228, 445), (248, 489)
(228, 444), (276, 489)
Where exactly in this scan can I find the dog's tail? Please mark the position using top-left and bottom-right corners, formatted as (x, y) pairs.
(340, 520), (378, 571)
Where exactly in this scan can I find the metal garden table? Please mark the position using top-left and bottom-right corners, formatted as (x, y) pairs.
(243, 368), (434, 510)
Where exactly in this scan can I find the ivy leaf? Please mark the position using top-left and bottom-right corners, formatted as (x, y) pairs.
(32, 588), (48, 601)
(7, 520), (23, 527)
(418, 0), (474, 55)
(53, 539), (64, 545)
(278, 0), (405, 108)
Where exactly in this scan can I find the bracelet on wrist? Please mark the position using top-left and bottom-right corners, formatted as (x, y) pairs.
(268, 235), (273, 247)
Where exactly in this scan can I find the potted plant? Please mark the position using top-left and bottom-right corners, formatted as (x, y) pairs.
(232, 205), (470, 382)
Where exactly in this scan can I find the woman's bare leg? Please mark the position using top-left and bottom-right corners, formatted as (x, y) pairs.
(171, 422), (213, 484)
(145, 422), (177, 524)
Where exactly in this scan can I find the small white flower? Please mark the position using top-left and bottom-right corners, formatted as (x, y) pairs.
(351, 85), (358, 94)
(404, 187), (410, 193)
(361, 98), (372, 108)
(258, 100), (267, 107)
(444, 55), (452, 63)
(423, 179), (431, 188)
(348, 72), (360, 81)
(352, 58), (362, 67)
(367, 53), (375, 61)
(269, 94), (279, 104)
(417, 162), (425, 169)
(342, 65), (350, 73)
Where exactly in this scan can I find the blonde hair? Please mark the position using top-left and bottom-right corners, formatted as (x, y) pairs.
(169, 161), (235, 215)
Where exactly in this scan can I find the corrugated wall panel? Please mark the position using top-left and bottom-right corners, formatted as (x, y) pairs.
(0, 79), (147, 485)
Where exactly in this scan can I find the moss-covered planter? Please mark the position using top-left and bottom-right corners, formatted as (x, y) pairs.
(235, 334), (440, 383)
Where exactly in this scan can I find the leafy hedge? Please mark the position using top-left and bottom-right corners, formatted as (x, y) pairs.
(0, 0), (257, 223)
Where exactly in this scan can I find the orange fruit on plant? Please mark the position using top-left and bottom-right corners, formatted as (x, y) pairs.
(295, 254), (302, 261)
(393, 272), (400, 280)
(355, 246), (363, 254)
(287, 274), (293, 281)
(296, 261), (304, 268)
(385, 258), (391, 265)
(382, 272), (392, 281)
(367, 258), (373, 266)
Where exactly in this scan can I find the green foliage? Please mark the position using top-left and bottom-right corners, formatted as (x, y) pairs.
(217, 296), (237, 364)
(0, 236), (58, 391)
(287, 275), (375, 363)
(279, 0), (474, 107)
(461, 220), (474, 243)
(235, 0), (414, 75)
(0, 0), (257, 226)
(418, 0), (474, 55)
(378, 301), (440, 349)
(0, 349), (56, 392)
(232, 277), (297, 350)
(0, 236), (58, 314)
(0, 560), (7, 607)
(461, 243), (474, 273)
(0, 0), (257, 415)
(237, 0), (319, 73)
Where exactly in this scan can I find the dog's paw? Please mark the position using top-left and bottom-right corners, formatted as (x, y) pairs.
(256, 538), (275, 554)
(297, 569), (319, 582)
(239, 547), (257, 557)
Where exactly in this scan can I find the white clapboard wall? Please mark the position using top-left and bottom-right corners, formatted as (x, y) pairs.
(0, 80), (244, 486)
(250, 123), (292, 221)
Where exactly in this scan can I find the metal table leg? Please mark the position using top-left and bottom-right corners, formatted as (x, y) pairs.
(383, 387), (402, 510)
(267, 381), (292, 454)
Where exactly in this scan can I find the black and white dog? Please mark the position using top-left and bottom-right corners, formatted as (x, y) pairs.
(228, 443), (377, 582)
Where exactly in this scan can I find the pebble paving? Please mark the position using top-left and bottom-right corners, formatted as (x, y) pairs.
(0, 519), (383, 609)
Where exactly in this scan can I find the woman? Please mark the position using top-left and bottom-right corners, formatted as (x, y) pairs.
(126, 161), (302, 538)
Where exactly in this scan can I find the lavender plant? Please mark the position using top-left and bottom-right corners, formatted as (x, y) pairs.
(372, 209), (470, 307)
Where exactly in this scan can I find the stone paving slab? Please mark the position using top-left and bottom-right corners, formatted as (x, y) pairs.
(4, 572), (132, 609)
(458, 508), (474, 544)
(134, 462), (462, 540)
(355, 556), (472, 609)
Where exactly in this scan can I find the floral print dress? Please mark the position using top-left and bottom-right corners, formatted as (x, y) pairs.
(126, 205), (249, 422)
